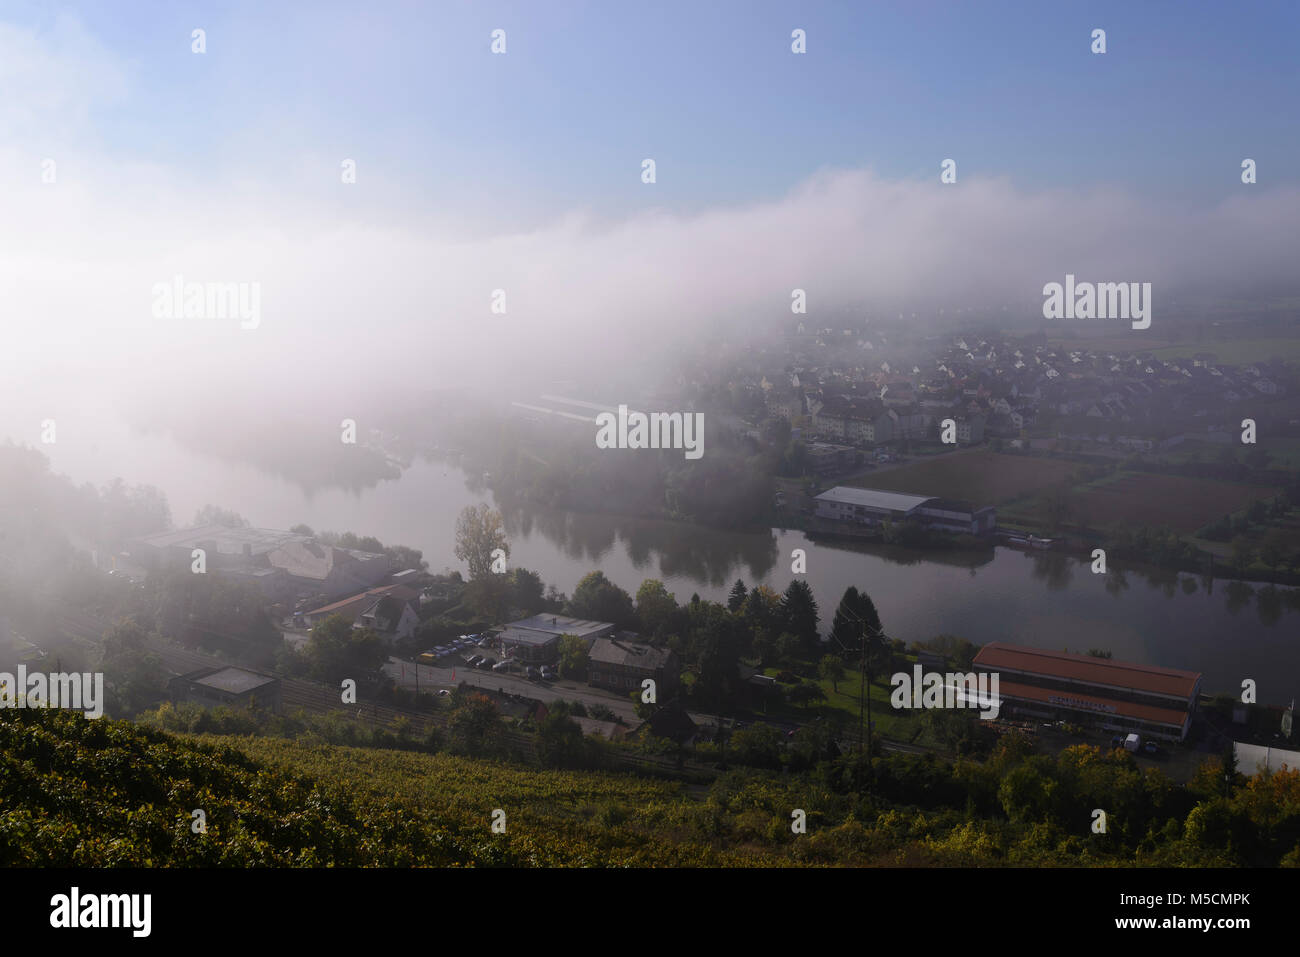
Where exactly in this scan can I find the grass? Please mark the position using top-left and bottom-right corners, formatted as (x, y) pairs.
(1147, 337), (1300, 365)
(1041, 334), (1300, 366)
(754, 660), (943, 749)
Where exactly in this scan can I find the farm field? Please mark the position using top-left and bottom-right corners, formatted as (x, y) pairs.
(846, 450), (1075, 506)
(1038, 335), (1300, 366)
(1148, 337), (1300, 365)
(1069, 473), (1277, 534)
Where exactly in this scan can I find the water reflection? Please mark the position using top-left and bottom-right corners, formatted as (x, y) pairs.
(1030, 552), (1073, 591)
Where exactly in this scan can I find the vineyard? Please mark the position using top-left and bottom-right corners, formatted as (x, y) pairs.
(9, 706), (1300, 867)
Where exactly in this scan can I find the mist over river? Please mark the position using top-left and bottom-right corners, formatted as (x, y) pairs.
(9, 406), (1300, 705)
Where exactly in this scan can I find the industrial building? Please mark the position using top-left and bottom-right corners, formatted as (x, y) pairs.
(972, 642), (1202, 742)
(813, 486), (997, 535)
(496, 614), (615, 665)
(131, 524), (391, 600)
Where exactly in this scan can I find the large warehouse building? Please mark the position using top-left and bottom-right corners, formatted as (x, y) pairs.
(972, 642), (1203, 741)
(813, 486), (997, 535)
(496, 614), (615, 665)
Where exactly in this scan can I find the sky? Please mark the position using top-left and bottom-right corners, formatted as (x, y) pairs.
(1, 0), (1298, 415)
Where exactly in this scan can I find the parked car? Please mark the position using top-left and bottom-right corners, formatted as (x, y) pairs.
(465, 655), (482, 667)
(526, 666), (540, 680)
(437, 689), (450, 697)
(492, 660), (511, 672)
(1110, 735), (1125, 748)
(1143, 741), (1160, 755)
(475, 657), (493, 669)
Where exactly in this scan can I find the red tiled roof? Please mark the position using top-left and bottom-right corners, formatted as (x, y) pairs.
(996, 679), (1191, 729)
(304, 583), (417, 619)
(973, 642), (1200, 699)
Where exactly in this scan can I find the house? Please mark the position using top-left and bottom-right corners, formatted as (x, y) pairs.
(574, 717), (629, 741)
(587, 636), (679, 697)
(357, 593), (421, 642)
(641, 705), (699, 746)
(296, 583), (421, 631)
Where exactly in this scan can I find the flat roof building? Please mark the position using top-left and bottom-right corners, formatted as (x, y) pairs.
(497, 615), (615, 664)
(1235, 742), (1300, 776)
(168, 666), (282, 714)
(814, 486), (996, 535)
(972, 642), (1202, 741)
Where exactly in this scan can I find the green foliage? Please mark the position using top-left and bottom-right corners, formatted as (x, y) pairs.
(9, 707), (1300, 867)
(567, 571), (636, 629)
(635, 579), (678, 638)
(96, 619), (168, 717)
(288, 615), (388, 689)
(557, 634), (590, 680)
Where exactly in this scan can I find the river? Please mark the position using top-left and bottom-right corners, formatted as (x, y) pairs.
(12, 407), (1300, 705)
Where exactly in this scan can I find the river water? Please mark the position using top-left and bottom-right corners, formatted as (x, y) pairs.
(12, 408), (1300, 705)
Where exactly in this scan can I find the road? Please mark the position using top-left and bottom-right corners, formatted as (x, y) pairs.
(383, 657), (644, 723)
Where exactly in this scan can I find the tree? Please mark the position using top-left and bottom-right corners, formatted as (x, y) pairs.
(506, 567), (546, 613)
(742, 585), (782, 652)
(448, 691), (505, 756)
(385, 544), (429, 572)
(1230, 536), (1255, 577)
(97, 619), (167, 717)
(830, 586), (882, 648)
(568, 571), (636, 629)
(1259, 529), (1287, 572)
(819, 654), (845, 693)
(775, 631), (802, 667)
(730, 722), (784, 769)
(787, 682), (826, 710)
(299, 614), (388, 688)
(780, 578), (821, 652)
(727, 579), (748, 613)
(535, 701), (590, 769)
(635, 579), (678, 638)
(454, 504), (509, 581)
(557, 634), (589, 679)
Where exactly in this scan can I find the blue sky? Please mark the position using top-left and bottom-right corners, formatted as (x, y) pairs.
(8, 0), (1300, 224)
